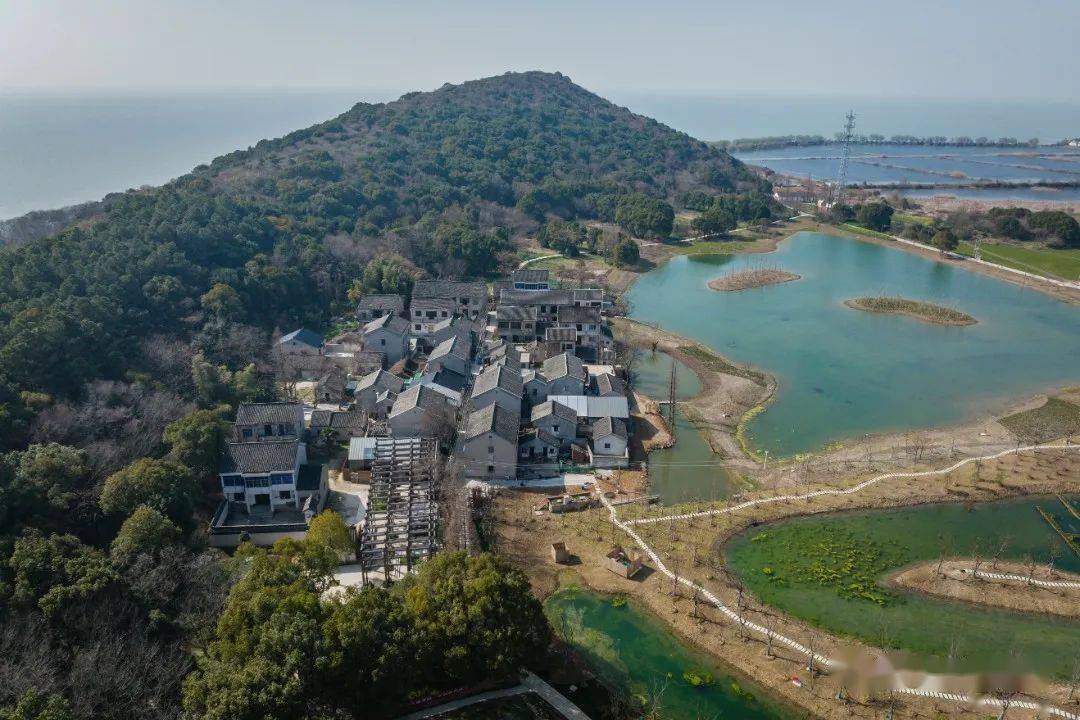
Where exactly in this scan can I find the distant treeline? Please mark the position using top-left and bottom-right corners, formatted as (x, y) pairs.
(716, 134), (1047, 152)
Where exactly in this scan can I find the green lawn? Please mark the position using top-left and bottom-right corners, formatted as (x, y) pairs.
(893, 212), (934, 226)
(957, 241), (1080, 281)
(840, 222), (894, 240)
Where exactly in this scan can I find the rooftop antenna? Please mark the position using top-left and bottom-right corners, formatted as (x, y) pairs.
(832, 110), (856, 206)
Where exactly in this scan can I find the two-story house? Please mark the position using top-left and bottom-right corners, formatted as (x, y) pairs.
(509, 269), (551, 292)
(234, 402), (305, 442)
(353, 369), (404, 414)
(495, 305), (538, 343)
(541, 352), (588, 396)
(410, 280), (488, 333)
(388, 383), (457, 437)
(362, 313), (411, 367)
(277, 328), (325, 356)
(218, 440), (326, 511)
(469, 363), (523, 414)
(458, 403), (520, 480)
(529, 400), (578, 451)
(356, 294), (405, 323)
(425, 334), (471, 376)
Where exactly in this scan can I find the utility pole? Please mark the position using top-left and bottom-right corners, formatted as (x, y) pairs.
(832, 110), (856, 206)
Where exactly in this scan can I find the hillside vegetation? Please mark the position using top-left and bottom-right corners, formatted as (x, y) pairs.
(0, 72), (766, 719)
(0, 71), (765, 447)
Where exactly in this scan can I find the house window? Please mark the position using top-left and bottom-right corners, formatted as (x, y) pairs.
(232, 492), (245, 502)
(271, 473), (293, 486)
(604, 442), (611, 449)
(241, 428), (253, 439)
(380, 338), (386, 346)
(487, 465), (495, 473)
(487, 446), (495, 453)
(552, 425), (560, 433)
(441, 311), (449, 318)
(263, 424), (272, 436)
(278, 423), (286, 434)
(279, 490), (292, 500)
(221, 474), (243, 488)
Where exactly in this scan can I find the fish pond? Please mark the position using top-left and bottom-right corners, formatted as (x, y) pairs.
(546, 587), (797, 719)
(633, 351), (739, 504)
(725, 495), (1080, 679)
(627, 232), (1080, 457)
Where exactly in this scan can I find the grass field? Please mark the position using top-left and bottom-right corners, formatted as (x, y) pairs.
(958, 241), (1080, 281)
(840, 222), (895, 240)
(999, 397), (1080, 443)
(893, 212), (934, 226)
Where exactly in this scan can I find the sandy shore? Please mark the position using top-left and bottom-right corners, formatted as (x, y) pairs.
(889, 560), (1080, 620)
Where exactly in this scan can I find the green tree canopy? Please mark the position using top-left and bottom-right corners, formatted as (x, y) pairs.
(856, 202), (895, 232)
(349, 257), (415, 302)
(6, 529), (119, 615)
(99, 458), (199, 530)
(692, 204), (737, 236)
(932, 228), (959, 255)
(610, 237), (640, 267)
(163, 408), (230, 476)
(109, 505), (182, 566)
(614, 195), (674, 238)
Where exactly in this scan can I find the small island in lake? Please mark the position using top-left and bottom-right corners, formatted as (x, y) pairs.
(844, 296), (977, 325)
(708, 268), (801, 292)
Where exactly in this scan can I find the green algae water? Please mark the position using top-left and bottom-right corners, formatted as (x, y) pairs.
(546, 588), (795, 719)
(633, 351), (738, 503)
(726, 496), (1080, 679)
(627, 232), (1080, 457)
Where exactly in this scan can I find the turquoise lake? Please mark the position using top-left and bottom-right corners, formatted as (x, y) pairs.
(627, 232), (1080, 457)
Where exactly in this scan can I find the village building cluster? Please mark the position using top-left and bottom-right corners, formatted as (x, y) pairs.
(210, 269), (632, 578)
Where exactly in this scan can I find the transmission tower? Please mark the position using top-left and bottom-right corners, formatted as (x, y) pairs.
(831, 110), (856, 206)
(667, 361), (677, 437)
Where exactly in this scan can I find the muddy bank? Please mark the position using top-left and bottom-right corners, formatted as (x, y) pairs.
(888, 559), (1080, 620)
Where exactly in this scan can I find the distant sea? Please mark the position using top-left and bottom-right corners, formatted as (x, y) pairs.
(3, 89), (1078, 219)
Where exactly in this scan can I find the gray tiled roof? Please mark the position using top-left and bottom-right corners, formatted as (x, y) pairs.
(542, 352), (587, 383)
(464, 403), (520, 443)
(472, 363), (523, 398)
(498, 288), (573, 306)
(511, 269), (549, 284)
(593, 416), (628, 440)
(363, 313), (410, 335)
(357, 294), (404, 313)
(496, 305), (538, 322)
(557, 305), (601, 324)
(220, 440), (299, 474)
(389, 384), (447, 417)
(354, 369), (403, 393)
(530, 400), (577, 424)
(280, 328), (324, 348)
(235, 402), (302, 426)
(594, 373), (627, 397)
(412, 279), (487, 301)
(429, 334), (469, 362)
(424, 367), (469, 393)
(544, 327), (576, 343)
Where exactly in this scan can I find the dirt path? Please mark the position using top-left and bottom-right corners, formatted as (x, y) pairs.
(889, 560), (1080, 620)
(494, 443), (1080, 720)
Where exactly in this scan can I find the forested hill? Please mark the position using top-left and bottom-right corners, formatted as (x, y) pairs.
(0, 71), (766, 449)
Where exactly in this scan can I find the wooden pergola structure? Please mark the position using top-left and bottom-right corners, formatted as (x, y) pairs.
(359, 437), (440, 585)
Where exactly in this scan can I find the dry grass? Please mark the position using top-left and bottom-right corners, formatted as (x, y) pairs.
(845, 296), (977, 325)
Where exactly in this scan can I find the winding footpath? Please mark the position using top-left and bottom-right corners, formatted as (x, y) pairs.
(960, 568), (1080, 590)
(600, 441), (1080, 720)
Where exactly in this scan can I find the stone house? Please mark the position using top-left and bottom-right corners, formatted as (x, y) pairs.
(278, 328), (324, 356)
(541, 352), (588, 396)
(530, 400), (578, 451)
(469, 363), (523, 414)
(352, 369), (404, 413)
(362, 313), (410, 367)
(458, 403), (520, 480)
(388, 384), (456, 438)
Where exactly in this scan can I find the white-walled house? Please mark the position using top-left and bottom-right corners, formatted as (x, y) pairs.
(522, 369), (550, 406)
(218, 440), (327, 511)
(459, 403), (520, 480)
(589, 416), (629, 468)
(356, 294), (405, 323)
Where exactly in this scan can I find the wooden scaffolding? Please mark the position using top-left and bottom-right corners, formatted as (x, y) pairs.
(359, 437), (440, 585)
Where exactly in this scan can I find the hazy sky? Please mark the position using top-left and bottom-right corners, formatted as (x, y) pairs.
(2, 0), (1079, 100)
